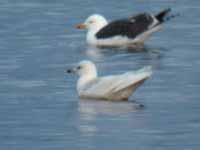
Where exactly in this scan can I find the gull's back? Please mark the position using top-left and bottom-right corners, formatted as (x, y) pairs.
(79, 66), (152, 100)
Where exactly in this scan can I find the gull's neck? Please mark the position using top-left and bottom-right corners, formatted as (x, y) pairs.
(86, 21), (108, 45)
(77, 70), (97, 93)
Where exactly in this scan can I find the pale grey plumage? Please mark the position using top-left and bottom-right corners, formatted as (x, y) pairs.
(67, 60), (152, 101)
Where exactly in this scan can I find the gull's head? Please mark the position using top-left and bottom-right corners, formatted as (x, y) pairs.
(76, 14), (108, 31)
(67, 60), (97, 77)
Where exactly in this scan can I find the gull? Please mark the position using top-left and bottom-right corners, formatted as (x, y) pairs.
(76, 8), (176, 47)
(67, 60), (152, 101)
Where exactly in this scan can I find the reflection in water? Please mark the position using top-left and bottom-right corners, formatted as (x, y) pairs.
(1, 0), (200, 149)
(85, 46), (105, 60)
(86, 44), (161, 56)
(85, 45), (162, 70)
(78, 124), (98, 137)
(78, 99), (143, 116)
(77, 99), (144, 137)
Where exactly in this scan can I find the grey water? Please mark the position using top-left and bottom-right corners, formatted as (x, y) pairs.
(0, 0), (200, 150)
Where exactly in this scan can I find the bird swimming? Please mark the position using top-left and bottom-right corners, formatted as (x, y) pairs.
(76, 8), (176, 48)
(67, 60), (152, 101)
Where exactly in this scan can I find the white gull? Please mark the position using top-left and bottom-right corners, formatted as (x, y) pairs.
(67, 60), (152, 101)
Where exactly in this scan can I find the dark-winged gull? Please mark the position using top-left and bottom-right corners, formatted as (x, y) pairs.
(76, 8), (176, 47)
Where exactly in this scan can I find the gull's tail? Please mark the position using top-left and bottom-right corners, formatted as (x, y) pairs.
(111, 66), (153, 93)
(136, 66), (153, 77)
(155, 8), (179, 23)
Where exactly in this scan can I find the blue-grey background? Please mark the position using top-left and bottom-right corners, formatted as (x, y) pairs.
(0, 0), (200, 150)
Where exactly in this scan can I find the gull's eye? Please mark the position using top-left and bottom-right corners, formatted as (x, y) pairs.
(77, 66), (82, 70)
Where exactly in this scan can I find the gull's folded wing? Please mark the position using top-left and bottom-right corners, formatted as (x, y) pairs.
(82, 66), (152, 97)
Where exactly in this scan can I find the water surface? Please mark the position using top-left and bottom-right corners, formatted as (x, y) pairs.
(0, 0), (200, 150)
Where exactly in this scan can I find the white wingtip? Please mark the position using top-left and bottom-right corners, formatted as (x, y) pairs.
(137, 66), (153, 76)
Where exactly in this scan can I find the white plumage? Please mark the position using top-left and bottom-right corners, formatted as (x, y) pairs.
(67, 60), (152, 101)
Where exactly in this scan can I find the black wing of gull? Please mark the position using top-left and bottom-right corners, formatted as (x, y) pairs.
(95, 13), (154, 39)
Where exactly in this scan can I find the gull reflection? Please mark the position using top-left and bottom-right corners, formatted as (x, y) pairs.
(85, 45), (161, 62)
(77, 99), (144, 137)
(78, 99), (144, 116)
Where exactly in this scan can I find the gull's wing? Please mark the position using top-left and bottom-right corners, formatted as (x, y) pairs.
(81, 66), (152, 98)
(111, 66), (152, 93)
(96, 13), (156, 39)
